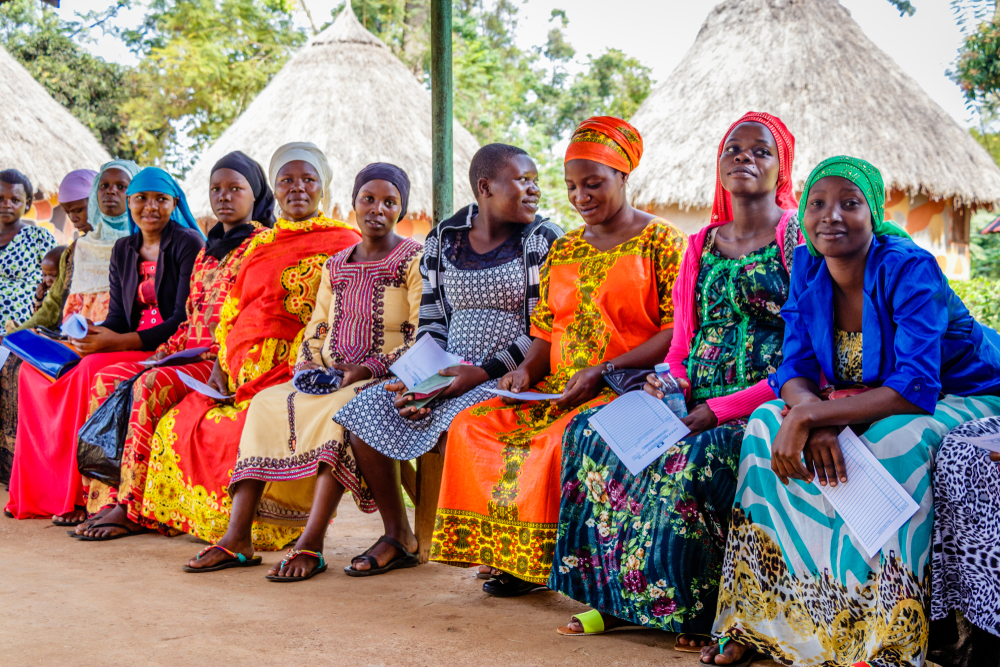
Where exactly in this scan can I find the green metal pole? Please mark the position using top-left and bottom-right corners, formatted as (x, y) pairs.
(431, 0), (453, 225)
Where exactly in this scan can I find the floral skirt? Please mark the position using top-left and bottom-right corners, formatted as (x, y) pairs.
(549, 407), (745, 632)
(714, 396), (1000, 667)
(0, 355), (23, 485)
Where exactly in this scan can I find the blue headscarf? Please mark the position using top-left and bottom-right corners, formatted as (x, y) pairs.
(126, 167), (205, 238)
(87, 159), (141, 243)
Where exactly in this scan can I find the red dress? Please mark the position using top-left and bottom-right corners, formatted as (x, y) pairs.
(5, 264), (161, 519)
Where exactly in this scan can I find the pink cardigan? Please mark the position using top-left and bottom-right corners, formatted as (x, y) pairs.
(664, 210), (800, 424)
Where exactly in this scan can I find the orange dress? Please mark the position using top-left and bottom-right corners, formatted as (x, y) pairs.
(431, 221), (685, 583)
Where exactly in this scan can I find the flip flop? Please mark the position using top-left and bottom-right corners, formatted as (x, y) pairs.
(674, 633), (713, 652)
(556, 609), (646, 636)
(182, 545), (262, 573)
(51, 505), (87, 526)
(77, 522), (148, 541)
(265, 549), (328, 582)
(702, 637), (760, 666)
(344, 535), (420, 577)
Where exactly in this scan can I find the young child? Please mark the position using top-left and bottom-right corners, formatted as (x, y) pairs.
(33, 246), (65, 313)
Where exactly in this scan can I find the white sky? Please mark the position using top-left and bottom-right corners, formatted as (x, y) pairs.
(60, 0), (975, 128)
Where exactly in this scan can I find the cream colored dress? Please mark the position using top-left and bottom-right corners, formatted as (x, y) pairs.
(232, 238), (422, 524)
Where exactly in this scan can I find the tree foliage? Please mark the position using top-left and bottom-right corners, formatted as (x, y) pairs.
(885, 0), (917, 17)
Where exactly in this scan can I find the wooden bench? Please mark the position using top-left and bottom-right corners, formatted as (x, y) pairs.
(399, 452), (444, 563)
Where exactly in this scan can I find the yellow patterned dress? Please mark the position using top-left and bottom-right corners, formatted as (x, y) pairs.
(139, 215), (360, 549)
(431, 220), (685, 583)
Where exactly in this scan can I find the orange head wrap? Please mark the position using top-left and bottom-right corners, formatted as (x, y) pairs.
(564, 116), (643, 174)
(711, 111), (797, 223)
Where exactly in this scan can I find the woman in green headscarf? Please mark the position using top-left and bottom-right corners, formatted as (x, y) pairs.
(700, 156), (1000, 667)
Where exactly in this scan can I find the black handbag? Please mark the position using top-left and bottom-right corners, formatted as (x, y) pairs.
(602, 367), (654, 396)
(76, 372), (143, 486)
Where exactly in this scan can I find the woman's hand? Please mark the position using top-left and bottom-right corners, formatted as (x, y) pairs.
(553, 366), (606, 411)
(4, 320), (15, 335)
(497, 368), (531, 405)
(206, 359), (229, 395)
(329, 363), (373, 387)
(71, 325), (125, 356)
(146, 349), (168, 363)
(437, 364), (489, 399)
(802, 425), (846, 487)
(771, 406), (814, 485)
(681, 403), (718, 439)
(386, 380), (430, 421)
(991, 452), (1000, 467)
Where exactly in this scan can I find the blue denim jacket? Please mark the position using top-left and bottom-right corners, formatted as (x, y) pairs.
(769, 235), (1000, 413)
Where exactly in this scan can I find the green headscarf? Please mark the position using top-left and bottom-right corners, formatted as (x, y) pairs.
(798, 155), (911, 256)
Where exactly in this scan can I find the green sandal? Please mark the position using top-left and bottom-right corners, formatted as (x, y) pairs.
(266, 549), (328, 582)
(556, 609), (645, 636)
(182, 545), (262, 573)
(703, 637), (760, 666)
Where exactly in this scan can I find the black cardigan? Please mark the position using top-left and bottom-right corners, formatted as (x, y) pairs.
(103, 220), (204, 350)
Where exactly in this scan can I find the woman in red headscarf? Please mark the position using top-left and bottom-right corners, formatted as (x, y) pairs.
(430, 116), (687, 597)
(547, 112), (802, 644)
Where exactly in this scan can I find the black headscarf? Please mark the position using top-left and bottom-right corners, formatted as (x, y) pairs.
(352, 162), (411, 222)
(204, 151), (276, 260)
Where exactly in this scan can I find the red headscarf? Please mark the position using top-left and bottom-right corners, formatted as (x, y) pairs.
(564, 116), (643, 174)
(711, 112), (797, 223)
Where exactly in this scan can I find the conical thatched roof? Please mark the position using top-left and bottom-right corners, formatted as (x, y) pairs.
(628, 0), (1000, 211)
(183, 6), (480, 220)
(0, 44), (111, 197)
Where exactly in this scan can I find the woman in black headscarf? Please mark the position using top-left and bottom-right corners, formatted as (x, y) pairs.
(74, 151), (277, 540)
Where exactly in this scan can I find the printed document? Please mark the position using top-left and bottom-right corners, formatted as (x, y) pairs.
(587, 390), (690, 475)
(0, 346), (9, 368)
(175, 369), (232, 400)
(817, 427), (919, 559)
(60, 313), (89, 339)
(962, 431), (1000, 454)
(486, 389), (563, 401)
(139, 347), (210, 366)
(390, 335), (463, 391)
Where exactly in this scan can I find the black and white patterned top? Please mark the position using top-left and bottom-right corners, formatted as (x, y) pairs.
(0, 225), (56, 326)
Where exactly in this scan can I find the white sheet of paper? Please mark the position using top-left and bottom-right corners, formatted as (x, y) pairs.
(0, 346), (10, 368)
(587, 390), (690, 476)
(175, 369), (232, 400)
(486, 388), (563, 401)
(60, 313), (88, 339)
(139, 347), (210, 366)
(389, 335), (463, 391)
(963, 431), (1000, 454)
(816, 427), (920, 559)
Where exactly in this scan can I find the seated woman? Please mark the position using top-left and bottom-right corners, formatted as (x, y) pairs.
(1, 165), (131, 488)
(0, 169), (57, 331)
(703, 156), (1000, 667)
(74, 151), (275, 540)
(333, 143), (562, 576)
(927, 420), (1000, 667)
(549, 113), (800, 642)
(4, 166), (205, 522)
(139, 142), (361, 552)
(427, 117), (685, 597)
(183, 163), (422, 575)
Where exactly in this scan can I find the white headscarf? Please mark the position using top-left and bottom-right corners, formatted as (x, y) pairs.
(268, 142), (333, 217)
(71, 160), (141, 295)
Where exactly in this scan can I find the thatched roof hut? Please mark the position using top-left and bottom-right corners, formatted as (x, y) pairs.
(0, 43), (111, 198)
(182, 5), (480, 235)
(628, 0), (1000, 278)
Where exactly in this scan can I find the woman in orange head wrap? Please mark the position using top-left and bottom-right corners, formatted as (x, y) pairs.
(430, 117), (687, 597)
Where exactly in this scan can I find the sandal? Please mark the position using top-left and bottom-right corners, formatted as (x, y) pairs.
(556, 609), (645, 636)
(51, 505), (87, 526)
(674, 633), (713, 652)
(343, 535), (419, 577)
(702, 637), (760, 666)
(182, 545), (262, 573)
(482, 572), (548, 597)
(265, 549), (328, 582)
(77, 522), (148, 542)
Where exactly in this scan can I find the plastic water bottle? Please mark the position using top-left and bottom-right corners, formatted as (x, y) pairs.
(653, 363), (688, 418)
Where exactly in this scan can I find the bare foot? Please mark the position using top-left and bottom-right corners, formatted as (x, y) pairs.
(79, 505), (142, 539)
(185, 537), (253, 570)
(701, 638), (751, 665)
(477, 565), (500, 578)
(348, 534), (418, 572)
(268, 541), (324, 579)
(52, 508), (87, 525)
(566, 611), (629, 634)
(677, 634), (712, 649)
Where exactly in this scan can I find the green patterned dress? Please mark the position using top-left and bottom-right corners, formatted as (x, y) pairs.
(548, 236), (788, 632)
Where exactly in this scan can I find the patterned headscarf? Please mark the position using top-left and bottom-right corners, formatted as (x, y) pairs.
(712, 111), (797, 223)
(799, 156), (911, 257)
(268, 141), (333, 216)
(564, 116), (643, 174)
(126, 166), (205, 238)
(70, 159), (142, 295)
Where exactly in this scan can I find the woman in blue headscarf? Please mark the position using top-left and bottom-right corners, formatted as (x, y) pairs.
(4, 167), (204, 524)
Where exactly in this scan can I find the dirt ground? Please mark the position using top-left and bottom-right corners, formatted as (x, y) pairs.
(0, 488), (784, 667)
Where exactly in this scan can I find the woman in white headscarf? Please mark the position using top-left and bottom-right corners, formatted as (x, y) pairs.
(137, 142), (361, 554)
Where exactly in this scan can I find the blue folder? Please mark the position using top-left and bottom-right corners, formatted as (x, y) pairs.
(2, 329), (80, 380)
